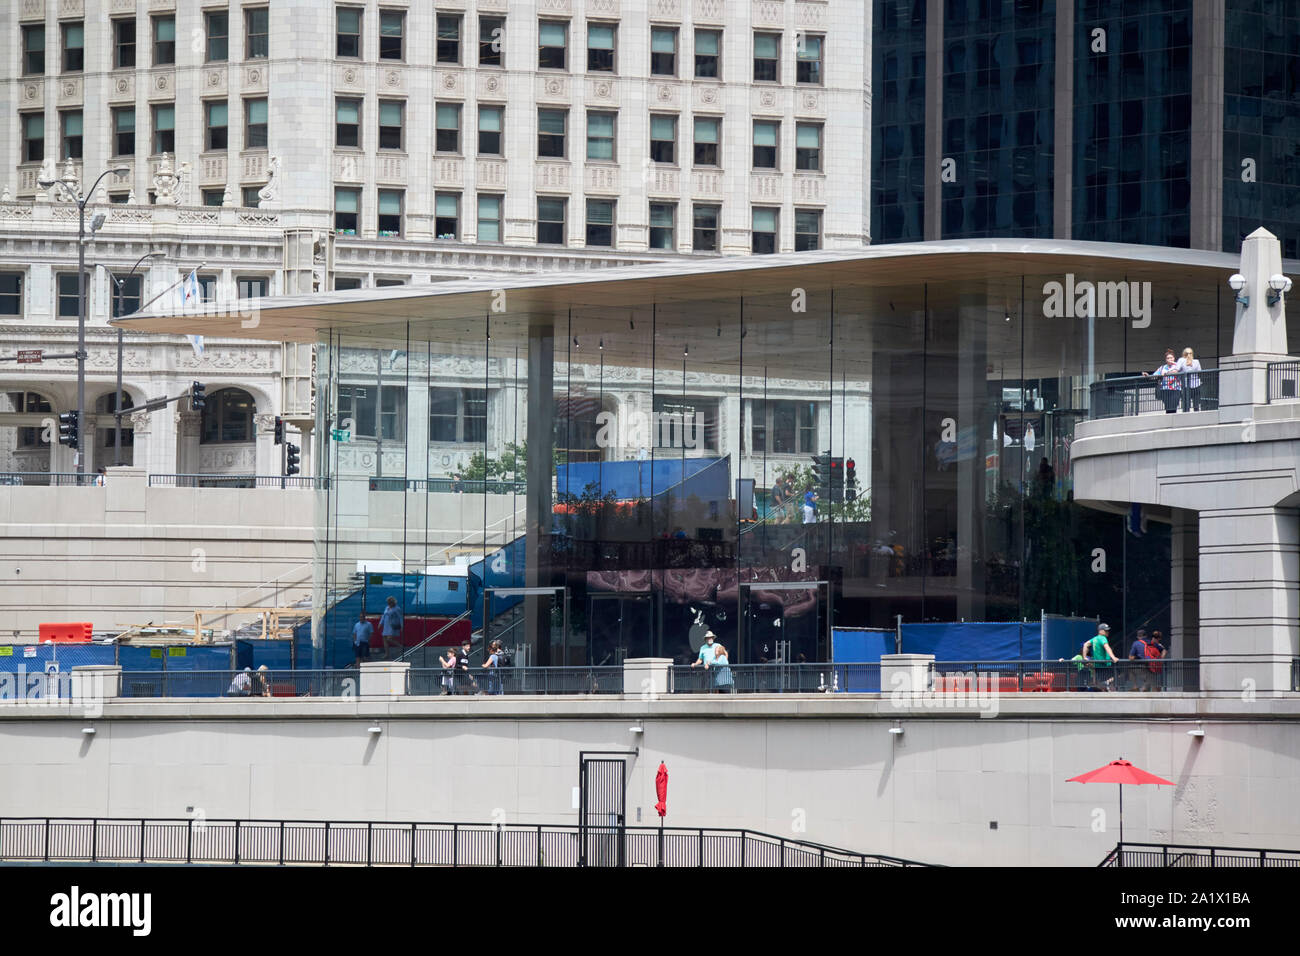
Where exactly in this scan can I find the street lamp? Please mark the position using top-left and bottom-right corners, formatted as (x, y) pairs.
(110, 251), (166, 465)
(37, 165), (130, 478)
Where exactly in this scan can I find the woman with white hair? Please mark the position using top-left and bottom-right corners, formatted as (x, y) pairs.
(1177, 347), (1202, 411)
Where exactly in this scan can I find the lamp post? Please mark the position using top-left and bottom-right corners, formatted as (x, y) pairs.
(111, 251), (166, 466)
(37, 165), (129, 479)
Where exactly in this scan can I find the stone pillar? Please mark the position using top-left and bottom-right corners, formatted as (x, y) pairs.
(174, 410), (202, 474)
(359, 660), (409, 696)
(253, 412), (279, 475)
(623, 657), (673, 696)
(880, 653), (935, 698)
(1170, 509), (1199, 660)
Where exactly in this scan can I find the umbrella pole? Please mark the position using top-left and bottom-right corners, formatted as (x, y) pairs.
(658, 816), (664, 868)
(1118, 783), (1124, 864)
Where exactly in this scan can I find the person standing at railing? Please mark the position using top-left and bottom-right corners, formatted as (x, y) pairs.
(1142, 349), (1183, 414)
(352, 612), (373, 667)
(439, 646), (457, 695)
(1177, 347), (1203, 411)
(482, 640), (504, 695)
(709, 643), (735, 693)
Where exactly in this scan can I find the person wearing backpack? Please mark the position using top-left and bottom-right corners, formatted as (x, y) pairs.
(1127, 628), (1151, 691)
(1146, 630), (1168, 691)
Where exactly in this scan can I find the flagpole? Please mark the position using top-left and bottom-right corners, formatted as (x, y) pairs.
(128, 261), (208, 316)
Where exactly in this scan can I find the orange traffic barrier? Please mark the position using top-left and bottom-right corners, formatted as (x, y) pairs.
(38, 622), (93, 643)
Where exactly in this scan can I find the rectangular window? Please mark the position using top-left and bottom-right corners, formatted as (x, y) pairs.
(650, 27), (677, 76)
(237, 276), (267, 299)
(693, 116), (719, 166)
(753, 32), (779, 83)
(206, 11), (229, 61)
(112, 107), (135, 156)
(379, 11), (404, 60)
(650, 114), (676, 164)
(379, 100), (404, 150)
(62, 22), (84, 72)
(538, 196), (566, 244)
(112, 274), (142, 317)
(152, 104), (175, 154)
(585, 199), (614, 247)
(334, 187), (359, 234)
(113, 18), (135, 69)
(22, 25), (44, 76)
(752, 206), (778, 254)
(429, 388), (487, 444)
(795, 123), (822, 171)
(202, 188), (224, 207)
(479, 17), (504, 67)
(153, 15), (175, 66)
(336, 98), (360, 148)
(205, 100), (228, 151)
(435, 192), (460, 239)
(794, 208), (821, 251)
(649, 202), (675, 250)
(336, 7), (361, 58)
(377, 189), (403, 236)
(0, 274), (22, 317)
(110, 192), (129, 204)
(57, 272), (80, 318)
(61, 110), (82, 160)
(586, 111), (615, 161)
(339, 385), (405, 442)
(538, 109), (566, 158)
(334, 277), (362, 291)
(694, 29), (720, 79)
(437, 15), (461, 64)
(245, 98), (268, 149)
(22, 113), (44, 163)
(198, 275), (218, 303)
(757, 400), (818, 454)
(693, 204), (719, 251)
(478, 106), (503, 155)
(477, 194), (502, 242)
(752, 120), (778, 169)
(242, 185), (262, 206)
(587, 23), (615, 72)
(539, 20), (567, 70)
(435, 103), (461, 153)
(246, 8), (269, 59)
(796, 34), (823, 85)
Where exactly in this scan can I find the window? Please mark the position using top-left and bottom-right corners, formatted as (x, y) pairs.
(539, 20), (566, 70)
(200, 389), (255, 444)
(237, 277), (267, 299)
(653, 396), (719, 449)
(650, 27), (677, 76)
(538, 197), (566, 244)
(379, 100), (404, 150)
(96, 392), (134, 450)
(375, 278), (404, 287)
(335, 277), (362, 291)
(245, 98), (268, 149)
(334, 187), (359, 234)
(61, 110), (82, 160)
(22, 25), (44, 75)
(113, 18), (135, 69)
(106, 107), (134, 158)
(479, 16), (504, 67)
(796, 34), (823, 85)
(202, 188), (224, 206)
(22, 113), (44, 163)
(110, 192), (129, 204)
(197, 275), (218, 302)
(62, 22), (84, 72)
(153, 15), (175, 65)
(377, 189), (403, 236)
(587, 23), (615, 72)
(336, 99), (360, 147)
(435, 193), (459, 239)
(205, 101), (228, 151)
(586, 111), (615, 161)
(10, 392), (52, 448)
(538, 109), (566, 158)
(339, 384), (405, 441)
(152, 104), (174, 154)
(336, 7), (361, 58)
(478, 106), (503, 155)
(649, 203), (675, 250)
(693, 116), (719, 166)
(694, 29), (720, 79)
(435, 103), (461, 153)
(437, 15), (461, 64)
(752, 120), (778, 169)
(0, 274), (22, 317)
(650, 114), (676, 163)
(586, 199), (614, 247)
(795, 123), (822, 171)
(794, 208), (821, 251)
(430, 388), (487, 443)
(242, 185), (262, 207)
(206, 11), (229, 61)
(57, 272), (81, 318)
(693, 204), (719, 251)
(477, 194), (502, 242)
(752, 206), (778, 254)
(111, 274), (142, 316)
(245, 8), (269, 59)
(379, 11), (404, 60)
(753, 400), (817, 453)
(753, 32), (779, 82)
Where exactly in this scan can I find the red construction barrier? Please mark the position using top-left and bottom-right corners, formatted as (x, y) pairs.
(38, 622), (93, 643)
(361, 616), (471, 648)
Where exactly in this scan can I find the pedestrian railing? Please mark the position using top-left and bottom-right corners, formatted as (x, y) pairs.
(668, 663), (882, 693)
(1101, 841), (1300, 867)
(406, 665), (625, 696)
(1088, 369), (1219, 419)
(927, 659), (1199, 693)
(0, 816), (933, 867)
(0, 472), (98, 486)
(365, 477), (527, 494)
(1267, 360), (1300, 403)
(147, 474), (327, 489)
(119, 669), (354, 699)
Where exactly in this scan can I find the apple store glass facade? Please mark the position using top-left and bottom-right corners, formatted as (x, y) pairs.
(311, 259), (1241, 669)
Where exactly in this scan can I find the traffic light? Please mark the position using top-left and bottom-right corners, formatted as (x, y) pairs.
(828, 456), (843, 502)
(845, 457), (858, 501)
(284, 443), (301, 476)
(273, 416), (284, 445)
(57, 412), (78, 449)
(810, 453), (830, 498)
(190, 381), (206, 411)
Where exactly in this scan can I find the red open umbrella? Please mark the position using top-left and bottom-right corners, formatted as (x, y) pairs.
(1067, 758), (1174, 847)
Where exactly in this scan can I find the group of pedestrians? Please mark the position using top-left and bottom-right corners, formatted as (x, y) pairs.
(1073, 623), (1167, 691)
(351, 597), (405, 666)
(1145, 346), (1204, 413)
(438, 638), (509, 695)
(691, 630), (735, 692)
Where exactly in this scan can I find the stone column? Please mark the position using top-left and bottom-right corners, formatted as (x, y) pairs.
(1169, 508), (1199, 660)
(253, 412), (279, 476)
(174, 410), (202, 474)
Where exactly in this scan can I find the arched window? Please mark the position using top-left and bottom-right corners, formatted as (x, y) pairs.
(5, 391), (53, 448)
(200, 387), (255, 444)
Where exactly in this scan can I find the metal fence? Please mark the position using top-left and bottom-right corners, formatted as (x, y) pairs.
(1089, 369), (1219, 419)
(928, 659), (1199, 693)
(147, 474), (326, 489)
(0, 472), (98, 486)
(669, 663), (881, 693)
(1101, 841), (1300, 867)
(365, 477), (527, 494)
(118, 669), (355, 698)
(407, 665), (625, 696)
(0, 817), (931, 867)
(1267, 360), (1300, 403)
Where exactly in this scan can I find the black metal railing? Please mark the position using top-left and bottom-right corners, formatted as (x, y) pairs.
(668, 663), (882, 694)
(927, 659), (1199, 693)
(1101, 841), (1300, 867)
(1267, 360), (1300, 403)
(147, 474), (327, 489)
(119, 669), (355, 698)
(407, 665), (626, 696)
(1089, 369), (1219, 419)
(365, 477), (527, 494)
(0, 472), (99, 487)
(0, 816), (933, 867)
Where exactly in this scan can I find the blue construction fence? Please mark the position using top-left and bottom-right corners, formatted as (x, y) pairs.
(832, 615), (1099, 671)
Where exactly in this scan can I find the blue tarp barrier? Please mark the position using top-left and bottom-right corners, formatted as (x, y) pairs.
(900, 622), (1042, 661)
(1042, 616), (1100, 660)
(831, 628), (893, 691)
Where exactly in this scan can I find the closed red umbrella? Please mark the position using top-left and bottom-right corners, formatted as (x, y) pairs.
(655, 762), (668, 818)
(1067, 758), (1174, 850)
